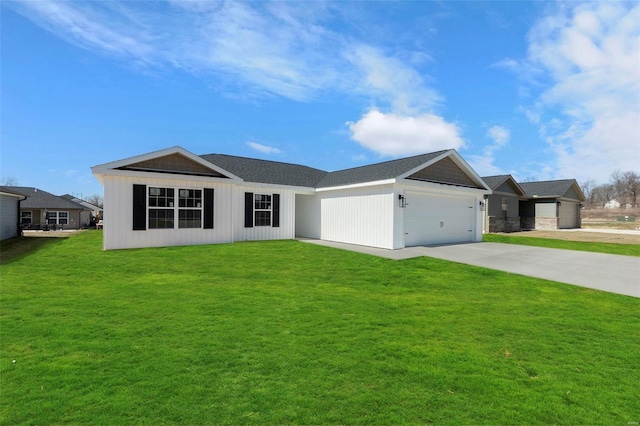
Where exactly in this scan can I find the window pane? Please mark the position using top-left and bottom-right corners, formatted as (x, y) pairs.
(254, 211), (271, 227)
(179, 209), (201, 228)
(254, 194), (271, 210)
(179, 189), (202, 208)
(149, 209), (174, 229)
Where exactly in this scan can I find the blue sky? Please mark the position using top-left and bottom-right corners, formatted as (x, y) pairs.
(1, 1), (639, 199)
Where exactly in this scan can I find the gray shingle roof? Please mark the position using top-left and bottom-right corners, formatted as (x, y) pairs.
(519, 179), (580, 199)
(1, 187), (87, 210)
(316, 151), (448, 188)
(481, 175), (511, 189)
(200, 150), (451, 189)
(199, 154), (328, 187)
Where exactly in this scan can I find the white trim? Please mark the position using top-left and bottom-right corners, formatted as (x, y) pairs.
(91, 146), (244, 183)
(93, 168), (238, 184)
(316, 179), (397, 192)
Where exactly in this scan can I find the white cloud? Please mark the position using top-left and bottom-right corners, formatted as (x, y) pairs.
(485, 125), (510, 147)
(247, 142), (281, 155)
(344, 45), (441, 114)
(521, 2), (640, 182)
(467, 125), (511, 176)
(346, 109), (464, 157)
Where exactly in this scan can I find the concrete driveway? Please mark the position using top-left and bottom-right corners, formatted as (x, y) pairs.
(301, 239), (640, 298)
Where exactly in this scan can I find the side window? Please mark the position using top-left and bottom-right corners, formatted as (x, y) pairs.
(148, 187), (175, 229)
(178, 189), (202, 228)
(254, 194), (272, 226)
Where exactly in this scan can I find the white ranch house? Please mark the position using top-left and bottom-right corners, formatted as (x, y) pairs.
(92, 146), (492, 251)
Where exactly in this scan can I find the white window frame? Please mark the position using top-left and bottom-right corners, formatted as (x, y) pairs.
(148, 187), (175, 229)
(254, 194), (272, 227)
(178, 188), (202, 229)
(21, 211), (32, 226)
(148, 187), (204, 230)
(46, 211), (68, 225)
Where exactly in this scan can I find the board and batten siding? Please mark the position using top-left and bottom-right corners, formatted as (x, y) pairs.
(295, 194), (321, 239)
(102, 175), (234, 250)
(319, 184), (396, 249)
(0, 194), (20, 241)
(233, 185), (296, 242)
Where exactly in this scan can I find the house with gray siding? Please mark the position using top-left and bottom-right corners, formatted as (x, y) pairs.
(0, 187), (27, 240)
(519, 180), (585, 230)
(481, 175), (526, 233)
(92, 146), (492, 250)
(3, 187), (92, 230)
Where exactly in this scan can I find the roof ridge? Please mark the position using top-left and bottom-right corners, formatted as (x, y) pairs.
(325, 149), (450, 174)
(200, 153), (328, 173)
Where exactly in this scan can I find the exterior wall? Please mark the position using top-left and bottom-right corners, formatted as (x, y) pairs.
(295, 194), (321, 239)
(487, 216), (521, 233)
(534, 217), (559, 230)
(234, 185), (296, 242)
(486, 193), (519, 218)
(0, 194), (20, 240)
(102, 175), (235, 250)
(318, 184), (396, 249)
(520, 217), (535, 230)
(19, 208), (82, 229)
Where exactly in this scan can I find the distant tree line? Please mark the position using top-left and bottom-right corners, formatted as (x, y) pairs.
(581, 171), (640, 208)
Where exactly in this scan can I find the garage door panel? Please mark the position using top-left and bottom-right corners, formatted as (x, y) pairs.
(404, 192), (475, 246)
(559, 202), (579, 228)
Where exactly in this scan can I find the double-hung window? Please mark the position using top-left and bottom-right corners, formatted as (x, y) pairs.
(46, 211), (68, 225)
(148, 187), (175, 229)
(254, 194), (272, 226)
(21, 211), (32, 226)
(178, 189), (202, 228)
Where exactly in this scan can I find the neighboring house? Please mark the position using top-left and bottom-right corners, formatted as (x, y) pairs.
(0, 187), (27, 240)
(604, 200), (621, 209)
(3, 186), (91, 230)
(519, 180), (586, 230)
(481, 175), (526, 233)
(61, 194), (103, 225)
(92, 146), (491, 250)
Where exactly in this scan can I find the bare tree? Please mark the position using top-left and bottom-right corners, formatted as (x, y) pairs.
(86, 194), (104, 208)
(621, 171), (640, 207)
(0, 176), (18, 186)
(580, 179), (596, 206)
(592, 184), (616, 208)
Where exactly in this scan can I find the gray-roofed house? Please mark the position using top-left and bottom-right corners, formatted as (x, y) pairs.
(481, 175), (526, 233)
(0, 187), (27, 240)
(61, 194), (103, 225)
(4, 187), (92, 230)
(92, 146), (491, 250)
(519, 179), (586, 230)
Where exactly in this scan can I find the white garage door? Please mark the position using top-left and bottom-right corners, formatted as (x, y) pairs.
(558, 201), (579, 228)
(404, 192), (475, 246)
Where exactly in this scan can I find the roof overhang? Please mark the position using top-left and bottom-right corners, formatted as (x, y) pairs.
(398, 150), (492, 192)
(91, 146), (244, 184)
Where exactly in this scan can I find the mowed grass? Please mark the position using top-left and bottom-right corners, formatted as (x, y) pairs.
(484, 233), (640, 257)
(1, 231), (639, 425)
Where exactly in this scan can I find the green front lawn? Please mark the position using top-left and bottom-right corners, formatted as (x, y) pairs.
(2, 231), (639, 424)
(483, 233), (640, 257)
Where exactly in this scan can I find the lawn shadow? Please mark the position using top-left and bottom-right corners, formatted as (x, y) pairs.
(0, 236), (69, 265)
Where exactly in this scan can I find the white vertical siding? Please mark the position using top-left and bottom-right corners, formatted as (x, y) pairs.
(234, 185), (296, 242)
(319, 184), (395, 249)
(0, 194), (19, 241)
(295, 194), (321, 239)
(102, 175), (235, 250)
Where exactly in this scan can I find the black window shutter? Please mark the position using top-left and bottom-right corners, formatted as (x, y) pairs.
(132, 184), (146, 230)
(203, 188), (214, 229)
(272, 193), (280, 228)
(244, 192), (254, 228)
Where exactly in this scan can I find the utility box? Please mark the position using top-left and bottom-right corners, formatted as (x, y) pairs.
(617, 215), (636, 222)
